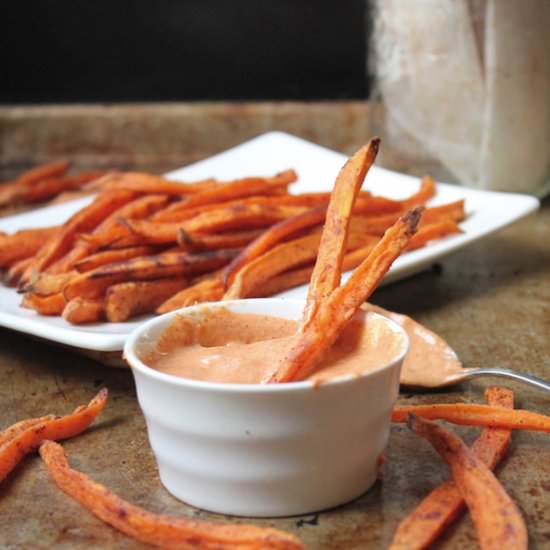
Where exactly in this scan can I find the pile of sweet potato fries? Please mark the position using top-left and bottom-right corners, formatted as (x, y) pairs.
(0, 143), (465, 324)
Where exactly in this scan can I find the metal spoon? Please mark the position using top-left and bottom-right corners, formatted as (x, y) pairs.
(453, 367), (550, 393)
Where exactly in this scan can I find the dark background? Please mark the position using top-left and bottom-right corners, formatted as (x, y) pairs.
(0, 0), (370, 104)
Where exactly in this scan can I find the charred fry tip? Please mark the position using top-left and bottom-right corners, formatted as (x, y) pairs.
(370, 136), (381, 154)
(176, 228), (192, 245)
(401, 206), (425, 237)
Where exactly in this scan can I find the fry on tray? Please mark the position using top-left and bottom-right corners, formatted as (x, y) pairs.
(407, 414), (527, 550)
(352, 195), (403, 215)
(73, 245), (160, 273)
(224, 231), (379, 300)
(167, 169), (297, 210)
(251, 242), (379, 298)
(5, 257), (33, 286)
(88, 172), (218, 195)
(0, 161), (70, 208)
(20, 292), (66, 315)
(157, 276), (224, 313)
(305, 138), (380, 322)
(105, 278), (189, 322)
(124, 204), (309, 247)
(62, 297), (105, 324)
(20, 190), (138, 284)
(23, 271), (76, 296)
(11, 160), (70, 187)
(268, 207), (423, 383)
(63, 249), (239, 301)
(0, 389), (108, 483)
(223, 206), (327, 289)
(181, 203), (307, 235)
(0, 226), (60, 268)
(177, 228), (264, 251)
(13, 171), (106, 205)
(151, 192), (329, 224)
(347, 199), (465, 238)
(406, 220), (463, 250)
(0, 163), (112, 211)
(392, 403), (550, 432)
(47, 194), (171, 274)
(39, 441), (303, 550)
(403, 176), (437, 207)
(389, 387), (514, 550)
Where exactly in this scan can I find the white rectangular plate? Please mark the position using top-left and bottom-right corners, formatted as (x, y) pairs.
(0, 132), (539, 351)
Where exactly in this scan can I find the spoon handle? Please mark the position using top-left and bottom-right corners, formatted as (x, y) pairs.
(462, 367), (550, 393)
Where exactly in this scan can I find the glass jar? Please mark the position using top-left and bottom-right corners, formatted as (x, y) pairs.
(369, 0), (550, 196)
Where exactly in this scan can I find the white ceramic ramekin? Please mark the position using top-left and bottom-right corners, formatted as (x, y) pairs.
(124, 298), (408, 517)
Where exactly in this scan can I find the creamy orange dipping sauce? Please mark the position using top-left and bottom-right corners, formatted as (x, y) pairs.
(145, 307), (405, 384)
(362, 304), (465, 387)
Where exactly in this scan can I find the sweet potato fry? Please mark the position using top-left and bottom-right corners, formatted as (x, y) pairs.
(403, 176), (437, 208)
(63, 249), (239, 301)
(15, 160), (70, 186)
(407, 221), (463, 250)
(157, 277), (225, 313)
(305, 138), (380, 323)
(352, 195), (403, 215)
(0, 389), (108, 482)
(420, 199), (465, 224)
(48, 194), (170, 273)
(170, 169), (297, 210)
(5, 257), (33, 287)
(73, 246), (159, 272)
(0, 416), (55, 448)
(89, 172), (218, 195)
(408, 414), (527, 550)
(0, 160), (69, 199)
(348, 200), (465, 238)
(14, 171), (106, 204)
(251, 266), (314, 298)
(21, 190), (138, 283)
(39, 441), (303, 550)
(225, 232), (379, 300)
(151, 191), (332, 224)
(268, 207), (422, 383)
(392, 403), (550, 433)
(182, 204), (306, 235)
(62, 297), (105, 324)
(252, 242), (379, 298)
(177, 228), (264, 251)
(21, 292), (66, 315)
(389, 387), (514, 550)
(150, 198), (249, 224)
(23, 271), (76, 296)
(0, 161), (70, 206)
(112, 220), (181, 245)
(0, 226), (60, 267)
(223, 207), (328, 289)
(105, 278), (189, 322)
(122, 204), (306, 246)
